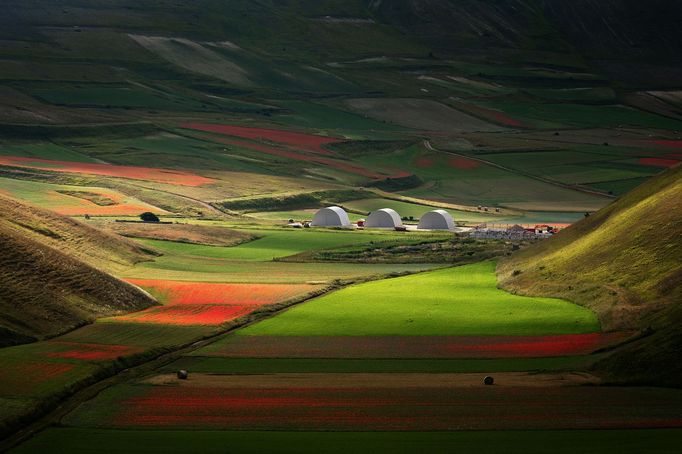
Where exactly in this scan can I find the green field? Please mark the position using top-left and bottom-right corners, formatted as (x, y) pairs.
(73, 133), (291, 176)
(477, 100), (682, 130)
(29, 86), (209, 111)
(0, 143), (98, 162)
(122, 259), (441, 284)
(14, 428), (682, 454)
(137, 228), (444, 262)
(239, 261), (599, 336)
(356, 143), (610, 210)
(0, 177), (164, 215)
(273, 100), (405, 139)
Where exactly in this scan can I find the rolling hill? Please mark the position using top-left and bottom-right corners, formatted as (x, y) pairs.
(498, 164), (682, 385)
(0, 194), (157, 346)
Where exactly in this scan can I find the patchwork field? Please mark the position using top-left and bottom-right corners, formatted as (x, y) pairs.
(343, 98), (505, 133)
(0, 177), (166, 216)
(63, 374), (682, 432)
(0, 156), (213, 186)
(181, 123), (340, 154)
(355, 143), (612, 211)
(4, 1), (682, 451)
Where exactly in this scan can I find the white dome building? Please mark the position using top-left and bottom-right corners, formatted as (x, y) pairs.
(418, 209), (455, 230)
(365, 208), (402, 228)
(311, 206), (351, 227)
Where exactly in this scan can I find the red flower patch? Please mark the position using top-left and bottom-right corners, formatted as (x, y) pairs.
(461, 104), (524, 127)
(647, 139), (682, 149)
(44, 342), (140, 361)
(110, 385), (682, 431)
(182, 123), (339, 155)
(206, 135), (406, 180)
(125, 280), (316, 306)
(414, 155), (435, 168)
(448, 157), (480, 170)
(0, 362), (75, 394)
(638, 157), (680, 168)
(0, 156), (213, 186)
(115, 305), (254, 326)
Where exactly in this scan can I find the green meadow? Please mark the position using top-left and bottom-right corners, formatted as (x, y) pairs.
(14, 428), (682, 454)
(137, 228), (440, 262)
(240, 261), (599, 336)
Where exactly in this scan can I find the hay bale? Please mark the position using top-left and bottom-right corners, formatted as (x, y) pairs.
(483, 376), (494, 385)
(177, 369), (189, 380)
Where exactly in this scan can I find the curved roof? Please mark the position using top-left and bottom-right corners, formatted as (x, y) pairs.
(366, 208), (402, 228)
(311, 206), (351, 227)
(418, 209), (455, 230)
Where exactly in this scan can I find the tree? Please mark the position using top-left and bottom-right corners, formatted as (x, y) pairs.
(140, 212), (160, 223)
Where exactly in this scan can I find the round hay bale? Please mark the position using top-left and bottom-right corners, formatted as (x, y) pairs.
(177, 370), (189, 380)
(483, 376), (494, 385)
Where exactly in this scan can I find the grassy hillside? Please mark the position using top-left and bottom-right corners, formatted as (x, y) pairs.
(0, 194), (157, 345)
(0, 194), (156, 271)
(498, 165), (682, 385)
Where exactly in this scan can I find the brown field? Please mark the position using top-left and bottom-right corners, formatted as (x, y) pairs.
(343, 98), (505, 133)
(142, 372), (599, 388)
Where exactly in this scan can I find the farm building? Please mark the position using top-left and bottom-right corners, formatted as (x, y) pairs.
(366, 208), (403, 228)
(311, 206), (351, 227)
(418, 210), (455, 230)
(534, 224), (553, 234)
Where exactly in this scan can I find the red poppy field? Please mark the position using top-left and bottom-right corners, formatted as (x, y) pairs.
(0, 156), (213, 186)
(43, 342), (142, 361)
(638, 157), (681, 168)
(181, 123), (340, 154)
(86, 377), (682, 431)
(124, 280), (319, 306)
(0, 361), (78, 396)
(115, 281), (322, 326)
(114, 305), (256, 326)
(196, 333), (630, 359)
(210, 135), (405, 179)
(448, 157), (480, 170)
(459, 104), (525, 127)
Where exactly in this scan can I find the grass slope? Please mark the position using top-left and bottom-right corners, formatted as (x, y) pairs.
(241, 262), (598, 336)
(498, 165), (682, 386)
(0, 194), (157, 345)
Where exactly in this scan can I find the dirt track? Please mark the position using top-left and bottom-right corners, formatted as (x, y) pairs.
(143, 371), (600, 388)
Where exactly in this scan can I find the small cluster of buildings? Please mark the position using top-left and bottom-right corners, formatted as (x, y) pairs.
(292, 206), (457, 231)
(469, 224), (556, 240)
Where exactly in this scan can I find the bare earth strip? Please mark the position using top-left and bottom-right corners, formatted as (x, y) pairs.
(128, 35), (251, 86)
(343, 98), (506, 133)
(142, 372), (599, 388)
